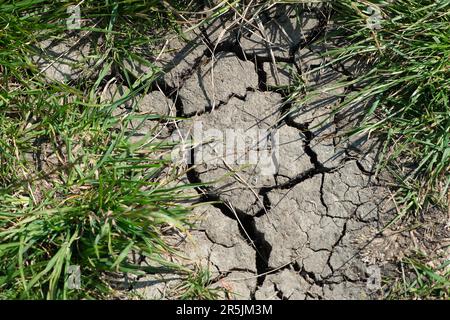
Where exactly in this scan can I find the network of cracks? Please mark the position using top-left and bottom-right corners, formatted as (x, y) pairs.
(33, 3), (448, 300)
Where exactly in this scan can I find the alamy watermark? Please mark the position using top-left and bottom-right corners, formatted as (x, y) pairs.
(171, 122), (279, 176)
(365, 2), (394, 31)
(366, 265), (381, 291)
(366, 6), (383, 30)
(67, 5), (81, 30)
(67, 265), (81, 290)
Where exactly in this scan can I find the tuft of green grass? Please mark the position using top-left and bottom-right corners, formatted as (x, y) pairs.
(0, 0), (202, 299)
(174, 267), (225, 300)
(386, 256), (450, 300)
(316, 0), (449, 218)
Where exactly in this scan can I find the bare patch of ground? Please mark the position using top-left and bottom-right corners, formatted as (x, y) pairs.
(32, 2), (449, 300)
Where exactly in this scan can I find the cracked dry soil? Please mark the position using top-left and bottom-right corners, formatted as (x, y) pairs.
(132, 5), (394, 300)
(34, 4), (448, 300)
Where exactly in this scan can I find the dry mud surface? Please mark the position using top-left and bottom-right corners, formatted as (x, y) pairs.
(35, 4), (448, 300)
(134, 5), (393, 300)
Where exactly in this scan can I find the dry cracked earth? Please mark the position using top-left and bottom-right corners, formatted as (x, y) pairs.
(34, 4), (449, 300)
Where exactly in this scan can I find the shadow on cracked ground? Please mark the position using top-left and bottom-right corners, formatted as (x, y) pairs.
(33, 2), (449, 300)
